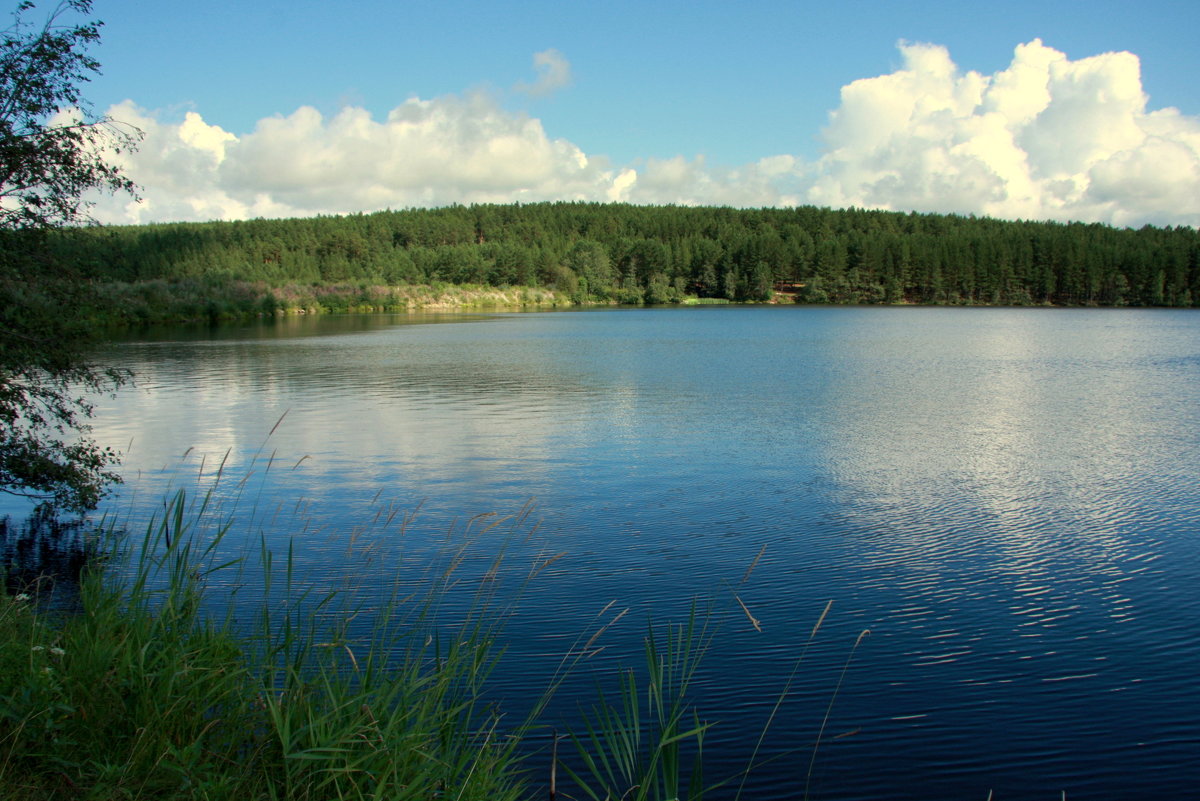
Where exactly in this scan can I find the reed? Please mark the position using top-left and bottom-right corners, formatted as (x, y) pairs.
(558, 608), (714, 801)
(553, 600), (867, 801)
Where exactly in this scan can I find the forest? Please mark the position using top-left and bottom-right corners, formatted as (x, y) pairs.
(40, 201), (1200, 321)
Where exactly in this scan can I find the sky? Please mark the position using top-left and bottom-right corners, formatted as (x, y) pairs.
(58, 0), (1200, 228)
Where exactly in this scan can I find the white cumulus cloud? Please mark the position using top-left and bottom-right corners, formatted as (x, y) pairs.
(91, 91), (628, 224)
(808, 39), (1200, 227)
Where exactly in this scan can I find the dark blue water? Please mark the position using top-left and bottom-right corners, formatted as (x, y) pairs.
(5, 306), (1198, 799)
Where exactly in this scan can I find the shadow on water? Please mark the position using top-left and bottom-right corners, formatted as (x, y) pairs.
(0, 507), (102, 611)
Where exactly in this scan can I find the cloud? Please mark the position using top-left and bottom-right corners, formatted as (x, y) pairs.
(91, 40), (1200, 228)
(618, 154), (802, 208)
(91, 92), (627, 224)
(93, 103), (257, 223)
(808, 39), (1200, 227)
(515, 49), (573, 97)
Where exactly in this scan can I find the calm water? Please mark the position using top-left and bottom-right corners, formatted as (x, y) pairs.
(7, 306), (1199, 798)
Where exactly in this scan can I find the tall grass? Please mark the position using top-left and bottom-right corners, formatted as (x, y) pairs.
(0, 485), (534, 800)
(554, 599), (868, 801)
(0, 469), (865, 801)
(558, 609), (714, 801)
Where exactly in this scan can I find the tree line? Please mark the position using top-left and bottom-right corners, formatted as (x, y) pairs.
(46, 202), (1200, 308)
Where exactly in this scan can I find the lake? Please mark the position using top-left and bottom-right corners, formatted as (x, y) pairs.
(5, 305), (1198, 799)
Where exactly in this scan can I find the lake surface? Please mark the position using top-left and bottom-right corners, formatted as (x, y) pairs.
(6, 306), (1199, 799)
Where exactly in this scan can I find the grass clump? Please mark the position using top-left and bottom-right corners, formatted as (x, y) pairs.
(559, 610), (713, 801)
(0, 490), (528, 801)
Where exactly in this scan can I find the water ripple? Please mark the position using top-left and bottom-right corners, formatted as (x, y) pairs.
(39, 307), (1200, 801)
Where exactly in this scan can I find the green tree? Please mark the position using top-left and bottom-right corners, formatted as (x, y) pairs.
(0, 0), (139, 511)
(565, 238), (612, 297)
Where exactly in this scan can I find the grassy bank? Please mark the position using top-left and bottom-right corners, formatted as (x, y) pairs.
(80, 278), (576, 327)
(0, 490), (538, 800)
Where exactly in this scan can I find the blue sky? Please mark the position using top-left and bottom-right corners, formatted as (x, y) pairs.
(69, 0), (1200, 226)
